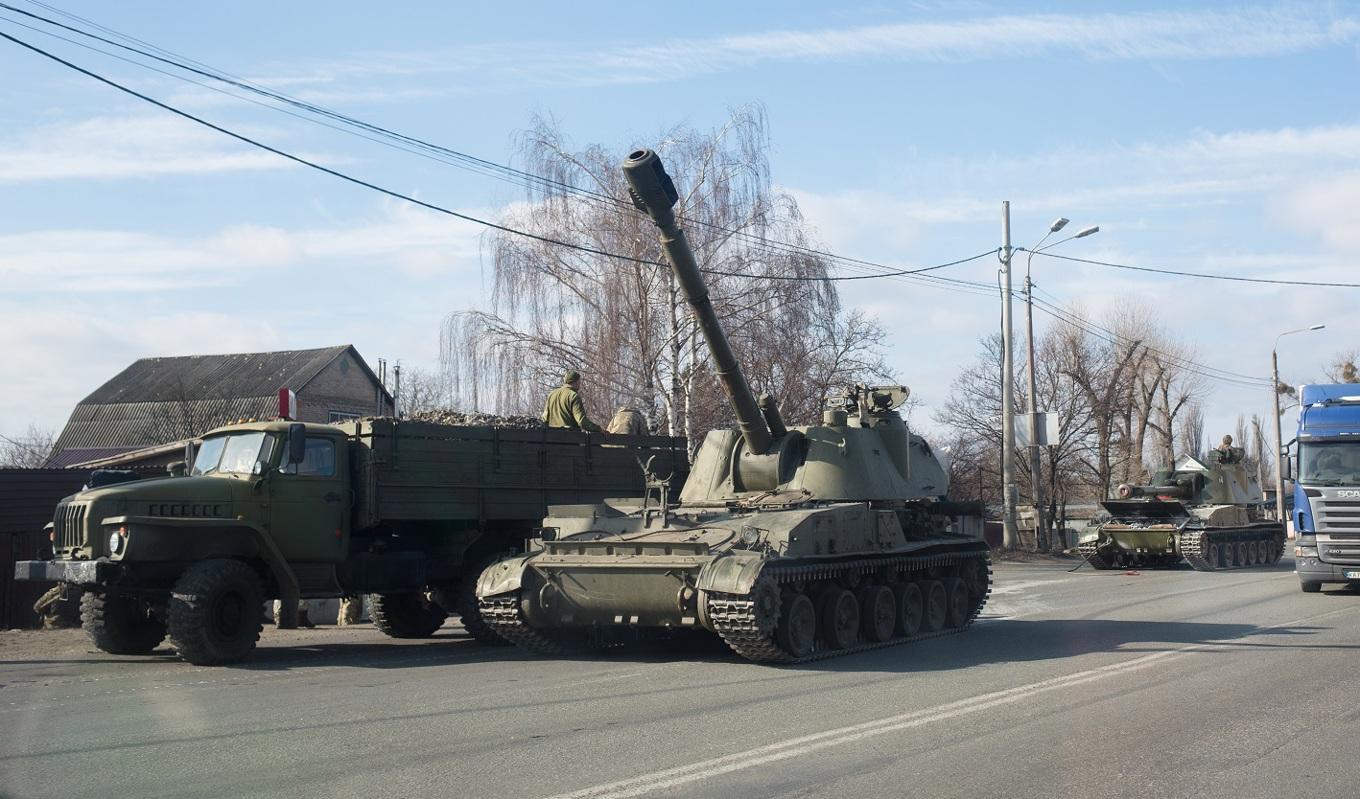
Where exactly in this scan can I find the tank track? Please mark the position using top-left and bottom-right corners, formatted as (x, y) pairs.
(1178, 527), (1286, 572)
(480, 596), (579, 655)
(1076, 540), (1114, 569)
(706, 549), (991, 664)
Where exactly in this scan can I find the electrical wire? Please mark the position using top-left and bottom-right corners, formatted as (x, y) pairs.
(1025, 249), (1360, 289)
(0, 1), (998, 291)
(0, 26), (1006, 290)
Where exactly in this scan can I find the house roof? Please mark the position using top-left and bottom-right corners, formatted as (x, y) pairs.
(49, 345), (393, 464)
(78, 345), (384, 405)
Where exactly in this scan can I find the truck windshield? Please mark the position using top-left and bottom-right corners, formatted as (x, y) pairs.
(192, 432), (277, 476)
(1299, 441), (1360, 486)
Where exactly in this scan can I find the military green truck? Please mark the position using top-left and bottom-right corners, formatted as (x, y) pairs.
(15, 418), (686, 665)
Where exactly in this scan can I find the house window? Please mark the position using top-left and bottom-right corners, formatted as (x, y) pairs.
(328, 410), (360, 423)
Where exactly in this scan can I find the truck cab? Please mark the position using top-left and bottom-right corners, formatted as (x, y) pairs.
(1291, 385), (1360, 592)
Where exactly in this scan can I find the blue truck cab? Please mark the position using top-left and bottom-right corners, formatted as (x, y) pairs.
(1293, 384), (1360, 592)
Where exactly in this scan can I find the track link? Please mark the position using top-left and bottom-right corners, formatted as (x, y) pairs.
(1178, 527), (1286, 572)
(707, 550), (992, 664)
(480, 596), (574, 655)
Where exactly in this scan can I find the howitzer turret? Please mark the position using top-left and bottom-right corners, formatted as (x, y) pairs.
(476, 149), (989, 663)
(1079, 445), (1284, 571)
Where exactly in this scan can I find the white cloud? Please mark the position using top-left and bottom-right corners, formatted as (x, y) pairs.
(0, 115), (296, 183)
(0, 200), (489, 291)
(259, 6), (1360, 92)
(1277, 171), (1360, 253)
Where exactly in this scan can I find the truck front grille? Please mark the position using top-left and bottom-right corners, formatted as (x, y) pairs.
(1313, 499), (1360, 535)
(55, 503), (88, 552)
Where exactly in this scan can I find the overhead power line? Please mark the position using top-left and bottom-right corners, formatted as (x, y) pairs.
(0, 1), (999, 293)
(0, 26), (1002, 288)
(1026, 249), (1360, 289)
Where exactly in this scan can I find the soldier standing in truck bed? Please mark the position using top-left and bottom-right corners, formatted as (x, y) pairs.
(542, 370), (603, 432)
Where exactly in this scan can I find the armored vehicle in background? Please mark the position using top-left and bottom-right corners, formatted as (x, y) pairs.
(476, 149), (990, 663)
(16, 418), (686, 665)
(1077, 446), (1285, 571)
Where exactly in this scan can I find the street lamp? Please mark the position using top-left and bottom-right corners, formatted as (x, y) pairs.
(1273, 323), (1325, 536)
(1023, 219), (1099, 550)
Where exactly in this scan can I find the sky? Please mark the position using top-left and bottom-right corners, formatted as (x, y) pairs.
(1, 1), (1358, 449)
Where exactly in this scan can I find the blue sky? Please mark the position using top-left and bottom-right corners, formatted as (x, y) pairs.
(2, 1), (1358, 445)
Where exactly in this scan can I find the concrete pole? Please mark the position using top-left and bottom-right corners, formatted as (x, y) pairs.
(1001, 202), (1019, 549)
(1272, 349), (1289, 536)
(1025, 272), (1045, 550)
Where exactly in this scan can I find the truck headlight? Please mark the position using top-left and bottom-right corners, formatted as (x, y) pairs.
(107, 525), (128, 556)
(1295, 545), (1318, 558)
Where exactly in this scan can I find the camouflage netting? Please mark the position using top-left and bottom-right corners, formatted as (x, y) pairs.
(407, 409), (544, 429)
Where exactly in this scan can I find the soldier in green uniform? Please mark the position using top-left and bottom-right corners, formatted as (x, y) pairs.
(542, 369), (603, 432)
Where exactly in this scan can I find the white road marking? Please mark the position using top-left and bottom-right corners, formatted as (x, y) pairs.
(543, 606), (1353, 799)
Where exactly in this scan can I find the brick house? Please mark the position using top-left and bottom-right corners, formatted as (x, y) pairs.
(48, 345), (393, 467)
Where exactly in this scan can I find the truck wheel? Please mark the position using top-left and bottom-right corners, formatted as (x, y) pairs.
(451, 552), (512, 646)
(81, 592), (166, 655)
(1301, 581), (1323, 594)
(167, 559), (265, 666)
(371, 592), (447, 638)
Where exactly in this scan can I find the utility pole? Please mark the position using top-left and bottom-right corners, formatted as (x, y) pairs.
(1025, 272), (1044, 550)
(1273, 324), (1325, 536)
(1272, 349), (1287, 532)
(1000, 202), (1019, 549)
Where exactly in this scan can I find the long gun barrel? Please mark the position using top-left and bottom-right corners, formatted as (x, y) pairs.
(622, 149), (772, 455)
(1117, 483), (1194, 500)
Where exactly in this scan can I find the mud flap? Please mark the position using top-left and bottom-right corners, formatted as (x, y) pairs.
(476, 554), (535, 598)
(695, 551), (765, 595)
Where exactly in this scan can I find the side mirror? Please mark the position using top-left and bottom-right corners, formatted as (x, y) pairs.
(1283, 456), (1293, 482)
(288, 423), (307, 465)
(183, 440), (195, 470)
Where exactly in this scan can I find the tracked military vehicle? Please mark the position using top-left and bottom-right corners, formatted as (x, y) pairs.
(1077, 446), (1285, 571)
(476, 149), (990, 663)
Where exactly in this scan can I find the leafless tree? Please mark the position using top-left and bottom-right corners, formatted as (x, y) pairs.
(396, 367), (450, 416)
(1177, 401), (1206, 460)
(441, 107), (888, 453)
(0, 423), (56, 468)
(1325, 350), (1360, 383)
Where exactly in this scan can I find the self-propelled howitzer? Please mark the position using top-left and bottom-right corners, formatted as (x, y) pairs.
(475, 149), (990, 662)
(1077, 446), (1285, 571)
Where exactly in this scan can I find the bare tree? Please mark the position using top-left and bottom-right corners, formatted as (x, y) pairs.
(397, 367), (450, 416)
(1177, 402), (1205, 460)
(0, 423), (56, 468)
(442, 107), (888, 452)
(1325, 350), (1360, 383)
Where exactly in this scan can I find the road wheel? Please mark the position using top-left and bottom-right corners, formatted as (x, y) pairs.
(858, 585), (896, 643)
(371, 592), (447, 639)
(81, 591), (166, 655)
(894, 580), (924, 637)
(1301, 581), (1323, 593)
(451, 550), (512, 646)
(1202, 543), (1219, 569)
(819, 588), (859, 651)
(167, 559), (265, 666)
(775, 593), (816, 658)
(921, 580), (948, 633)
(945, 577), (970, 628)
(1223, 542), (1236, 568)
(1237, 542), (1250, 566)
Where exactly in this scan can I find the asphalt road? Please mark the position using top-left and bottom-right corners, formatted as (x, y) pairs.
(2, 555), (1357, 799)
